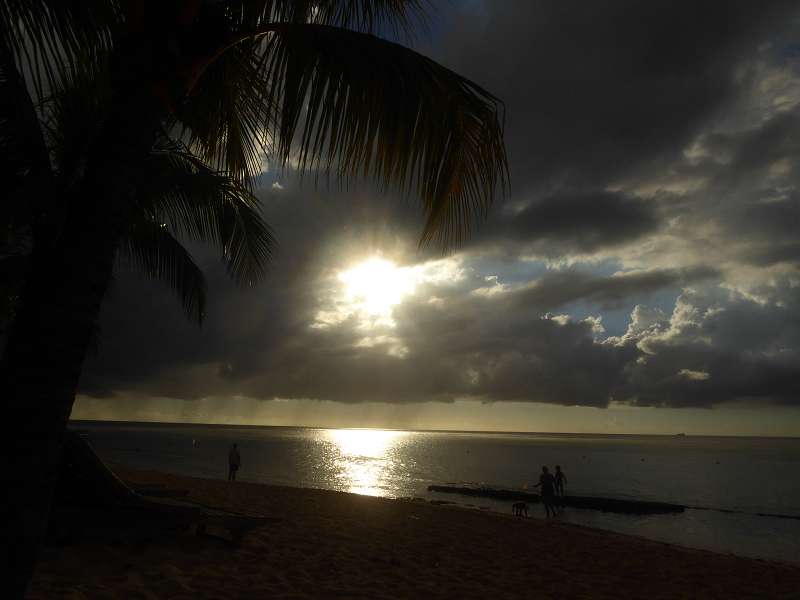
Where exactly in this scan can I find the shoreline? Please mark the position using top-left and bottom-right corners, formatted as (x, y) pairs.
(30, 465), (800, 599)
(97, 459), (800, 563)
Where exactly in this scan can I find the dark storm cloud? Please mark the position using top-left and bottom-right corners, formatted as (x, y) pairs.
(641, 108), (800, 271)
(80, 183), (426, 398)
(509, 266), (719, 311)
(84, 254), (799, 409)
(79, 1), (800, 413)
(615, 287), (800, 407)
(252, 304), (634, 407)
(440, 0), (796, 188)
(475, 191), (660, 256)
(745, 242), (800, 268)
(716, 111), (800, 182)
(84, 266), (637, 407)
(81, 237), (721, 409)
(713, 112), (800, 265)
(434, 0), (800, 259)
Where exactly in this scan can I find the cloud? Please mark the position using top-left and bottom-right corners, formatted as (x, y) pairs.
(474, 191), (660, 257)
(438, 0), (797, 191)
(75, 1), (800, 419)
(508, 266), (719, 311)
(611, 285), (800, 407)
(81, 240), (798, 410)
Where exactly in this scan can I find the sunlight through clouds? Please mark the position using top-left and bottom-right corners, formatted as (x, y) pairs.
(339, 258), (417, 320)
(313, 256), (464, 330)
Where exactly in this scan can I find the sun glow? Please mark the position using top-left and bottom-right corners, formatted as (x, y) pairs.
(338, 257), (416, 318)
(311, 255), (465, 340)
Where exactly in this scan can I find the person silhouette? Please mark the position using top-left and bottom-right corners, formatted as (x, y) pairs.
(554, 465), (568, 510)
(554, 465), (567, 497)
(533, 466), (556, 517)
(228, 443), (241, 481)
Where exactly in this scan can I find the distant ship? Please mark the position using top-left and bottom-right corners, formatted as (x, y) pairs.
(675, 433), (687, 437)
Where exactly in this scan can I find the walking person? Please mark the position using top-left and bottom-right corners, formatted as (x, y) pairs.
(533, 465), (556, 518)
(554, 464), (568, 510)
(228, 443), (241, 481)
(554, 465), (567, 496)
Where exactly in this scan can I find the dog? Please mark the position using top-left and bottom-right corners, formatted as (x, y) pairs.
(512, 502), (528, 517)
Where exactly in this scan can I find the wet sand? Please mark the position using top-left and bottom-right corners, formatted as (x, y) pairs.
(30, 466), (800, 599)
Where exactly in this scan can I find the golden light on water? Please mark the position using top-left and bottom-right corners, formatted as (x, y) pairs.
(326, 429), (408, 496)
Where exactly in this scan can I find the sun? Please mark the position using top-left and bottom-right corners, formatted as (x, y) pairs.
(338, 257), (416, 318)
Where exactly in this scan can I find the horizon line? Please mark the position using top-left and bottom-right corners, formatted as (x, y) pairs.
(68, 418), (800, 440)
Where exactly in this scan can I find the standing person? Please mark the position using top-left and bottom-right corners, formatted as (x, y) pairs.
(554, 465), (568, 511)
(554, 465), (567, 497)
(533, 466), (556, 518)
(228, 443), (241, 481)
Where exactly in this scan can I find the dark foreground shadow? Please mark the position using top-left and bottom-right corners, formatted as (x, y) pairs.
(48, 431), (278, 546)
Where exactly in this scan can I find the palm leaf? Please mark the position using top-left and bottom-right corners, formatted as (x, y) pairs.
(219, 0), (425, 35)
(137, 143), (276, 286)
(0, 0), (119, 102)
(308, 0), (428, 38)
(118, 216), (207, 324)
(43, 54), (113, 187)
(256, 23), (507, 247)
(179, 1), (430, 182)
(177, 40), (274, 186)
(0, 35), (51, 241)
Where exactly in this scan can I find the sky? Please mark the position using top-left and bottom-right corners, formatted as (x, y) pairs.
(73, 0), (800, 436)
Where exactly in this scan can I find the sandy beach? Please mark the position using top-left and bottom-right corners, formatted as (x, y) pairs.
(30, 466), (800, 599)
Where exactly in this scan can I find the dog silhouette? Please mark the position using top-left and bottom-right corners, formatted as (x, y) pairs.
(512, 502), (528, 517)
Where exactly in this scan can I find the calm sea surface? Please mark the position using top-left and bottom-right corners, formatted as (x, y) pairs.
(71, 421), (800, 564)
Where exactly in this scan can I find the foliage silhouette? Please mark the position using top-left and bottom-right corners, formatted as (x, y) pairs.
(0, 2), (507, 596)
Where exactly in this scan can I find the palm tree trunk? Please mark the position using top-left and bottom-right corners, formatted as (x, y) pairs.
(2, 117), (168, 597)
(2, 12), (209, 594)
(2, 76), (167, 598)
(2, 208), (119, 597)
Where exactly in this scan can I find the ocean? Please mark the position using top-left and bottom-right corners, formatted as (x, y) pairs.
(71, 421), (800, 564)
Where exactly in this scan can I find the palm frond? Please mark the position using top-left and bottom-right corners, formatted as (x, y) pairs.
(118, 216), (207, 324)
(177, 40), (274, 186)
(257, 23), (507, 247)
(0, 38), (47, 175)
(181, 1), (432, 179)
(309, 0), (428, 38)
(43, 56), (112, 184)
(137, 144), (276, 286)
(0, 36), (52, 238)
(0, 0), (119, 102)
(219, 0), (425, 35)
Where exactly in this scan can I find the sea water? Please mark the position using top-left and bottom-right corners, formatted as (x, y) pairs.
(71, 421), (800, 564)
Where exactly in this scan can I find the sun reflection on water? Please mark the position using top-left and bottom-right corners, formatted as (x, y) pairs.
(325, 429), (408, 496)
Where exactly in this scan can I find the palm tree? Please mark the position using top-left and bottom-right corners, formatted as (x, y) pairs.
(43, 70), (274, 321)
(1, 2), (507, 594)
(1, 42), (274, 595)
